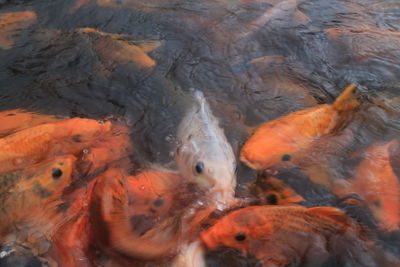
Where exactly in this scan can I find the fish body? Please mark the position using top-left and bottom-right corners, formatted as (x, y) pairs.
(337, 140), (400, 232)
(0, 109), (59, 138)
(0, 118), (111, 174)
(201, 205), (393, 266)
(176, 90), (237, 210)
(240, 84), (359, 170)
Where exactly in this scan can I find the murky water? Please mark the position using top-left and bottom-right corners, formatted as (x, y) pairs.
(0, 0), (400, 266)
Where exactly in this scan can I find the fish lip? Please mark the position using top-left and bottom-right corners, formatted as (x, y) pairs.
(239, 154), (264, 170)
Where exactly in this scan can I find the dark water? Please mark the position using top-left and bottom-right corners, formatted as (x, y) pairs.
(0, 0), (400, 266)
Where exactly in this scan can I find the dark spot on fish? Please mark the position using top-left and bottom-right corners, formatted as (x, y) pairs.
(281, 154), (291, 161)
(57, 202), (70, 212)
(52, 168), (63, 179)
(235, 233), (246, 242)
(6, 113), (16, 116)
(374, 200), (381, 207)
(149, 208), (157, 213)
(72, 134), (82, 142)
(266, 193), (278, 205)
(195, 161), (204, 174)
(153, 197), (164, 207)
(33, 182), (53, 198)
(188, 134), (192, 140)
(130, 214), (156, 236)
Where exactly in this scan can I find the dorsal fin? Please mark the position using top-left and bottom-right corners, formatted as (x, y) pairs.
(332, 83), (359, 111)
(308, 207), (349, 225)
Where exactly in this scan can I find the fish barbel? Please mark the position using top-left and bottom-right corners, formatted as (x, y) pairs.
(176, 90), (237, 210)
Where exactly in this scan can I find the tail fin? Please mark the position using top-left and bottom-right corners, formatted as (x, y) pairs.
(332, 83), (359, 112)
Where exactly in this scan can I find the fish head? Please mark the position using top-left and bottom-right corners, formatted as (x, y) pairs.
(240, 121), (302, 170)
(22, 155), (76, 200)
(176, 142), (237, 207)
(200, 209), (268, 255)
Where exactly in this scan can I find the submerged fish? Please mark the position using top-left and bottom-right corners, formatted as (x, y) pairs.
(249, 175), (304, 205)
(176, 90), (237, 209)
(0, 11), (37, 49)
(239, 0), (310, 38)
(335, 140), (400, 232)
(0, 118), (112, 174)
(0, 109), (60, 138)
(201, 205), (397, 266)
(77, 28), (161, 72)
(0, 155), (76, 253)
(240, 83), (359, 170)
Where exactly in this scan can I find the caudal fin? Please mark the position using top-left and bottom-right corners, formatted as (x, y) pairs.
(332, 83), (359, 111)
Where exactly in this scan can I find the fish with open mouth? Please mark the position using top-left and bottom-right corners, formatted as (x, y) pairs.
(175, 90), (237, 210)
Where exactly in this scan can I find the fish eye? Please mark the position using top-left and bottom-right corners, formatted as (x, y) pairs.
(195, 161), (204, 174)
(281, 154), (291, 161)
(52, 168), (63, 179)
(235, 233), (246, 242)
(266, 193), (278, 205)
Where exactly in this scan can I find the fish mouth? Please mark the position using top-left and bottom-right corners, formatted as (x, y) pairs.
(239, 154), (264, 170)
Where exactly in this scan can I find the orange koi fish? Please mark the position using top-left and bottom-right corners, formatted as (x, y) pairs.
(0, 118), (111, 174)
(91, 168), (187, 261)
(335, 140), (400, 232)
(77, 28), (160, 72)
(0, 109), (60, 138)
(201, 205), (397, 267)
(249, 175), (304, 205)
(0, 155), (76, 253)
(0, 11), (37, 49)
(240, 83), (359, 170)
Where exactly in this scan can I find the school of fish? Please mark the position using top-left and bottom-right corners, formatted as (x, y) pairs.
(1, 0), (400, 266)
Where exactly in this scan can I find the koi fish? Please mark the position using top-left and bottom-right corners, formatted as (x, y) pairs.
(0, 118), (112, 174)
(325, 27), (400, 63)
(201, 205), (398, 266)
(0, 155), (76, 253)
(249, 175), (304, 205)
(335, 140), (400, 232)
(240, 83), (359, 170)
(0, 11), (37, 49)
(176, 90), (237, 210)
(239, 0), (310, 38)
(91, 168), (187, 260)
(0, 109), (60, 138)
(77, 28), (160, 72)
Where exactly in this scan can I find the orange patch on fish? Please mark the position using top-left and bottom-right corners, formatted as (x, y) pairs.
(0, 11), (37, 49)
(200, 205), (372, 266)
(337, 140), (400, 232)
(0, 109), (60, 138)
(240, 84), (359, 170)
(91, 168), (185, 260)
(0, 118), (112, 174)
